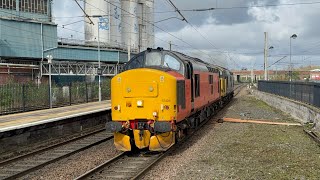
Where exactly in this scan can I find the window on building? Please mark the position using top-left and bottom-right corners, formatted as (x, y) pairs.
(1, 0), (16, 10)
(195, 74), (200, 97)
(15, 0), (48, 14)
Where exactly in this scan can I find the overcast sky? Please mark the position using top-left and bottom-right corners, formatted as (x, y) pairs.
(52, 0), (320, 70)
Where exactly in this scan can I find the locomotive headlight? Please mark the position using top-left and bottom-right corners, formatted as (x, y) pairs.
(153, 111), (158, 117)
(137, 100), (143, 107)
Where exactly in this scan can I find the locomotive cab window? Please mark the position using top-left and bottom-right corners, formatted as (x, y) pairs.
(145, 52), (162, 66)
(144, 51), (184, 75)
(124, 54), (144, 70)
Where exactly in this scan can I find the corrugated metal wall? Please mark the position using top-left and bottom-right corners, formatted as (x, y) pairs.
(0, 18), (129, 63)
(46, 47), (124, 62)
(0, 0), (52, 22)
(0, 18), (57, 58)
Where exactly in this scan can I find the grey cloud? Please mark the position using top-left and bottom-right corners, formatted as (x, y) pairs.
(52, 0), (320, 69)
(52, 0), (84, 39)
(155, 0), (281, 32)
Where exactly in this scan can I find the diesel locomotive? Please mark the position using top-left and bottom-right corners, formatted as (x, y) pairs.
(106, 48), (234, 151)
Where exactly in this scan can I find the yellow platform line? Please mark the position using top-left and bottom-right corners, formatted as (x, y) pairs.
(0, 100), (111, 120)
(0, 101), (111, 132)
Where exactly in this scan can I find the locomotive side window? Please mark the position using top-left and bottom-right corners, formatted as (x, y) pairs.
(209, 75), (213, 94)
(195, 74), (200, 97)
(164, 54), (184, 75)
(164, 55), (180, 70)
(145, 52), (162, 66)
(209, 75), (213, 84)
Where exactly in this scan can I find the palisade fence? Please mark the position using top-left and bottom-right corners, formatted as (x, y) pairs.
(0, 80), (111, 115)
(258, 80), (320, 108)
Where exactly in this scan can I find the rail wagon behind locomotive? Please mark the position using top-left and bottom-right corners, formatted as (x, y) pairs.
(107, 48), (234, 151)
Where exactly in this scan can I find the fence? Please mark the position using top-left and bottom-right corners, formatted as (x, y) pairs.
(0, 80), (111, 115)
(258, 80), (320, 108)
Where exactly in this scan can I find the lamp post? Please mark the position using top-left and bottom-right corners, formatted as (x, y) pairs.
(92, 15), (103, 102)
(46, 55), (53, 109)
(266, 46), (274, 80)
(289, 34), (297, 81)
(97, 22), (102, 102)
(264, 32), (270, 80)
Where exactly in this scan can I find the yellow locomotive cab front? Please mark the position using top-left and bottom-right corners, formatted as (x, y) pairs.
(107, 68), (177, 151)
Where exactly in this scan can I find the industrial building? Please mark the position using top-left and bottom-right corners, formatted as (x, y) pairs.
(0, 0), (154, 84)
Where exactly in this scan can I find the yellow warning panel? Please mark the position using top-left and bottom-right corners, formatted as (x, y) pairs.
(149, 132), (175, 151)
(114, 132), (131, 151)
(133, 130), (151, 149)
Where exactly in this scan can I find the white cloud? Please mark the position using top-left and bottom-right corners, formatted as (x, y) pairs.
(155, 0), (320, 69)
(52, 0), (320, 69)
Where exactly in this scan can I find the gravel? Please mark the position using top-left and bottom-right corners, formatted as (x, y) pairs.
(141, 87), (320, 180)
(0, 127), (105, 162)
(19, 139), (120, 180)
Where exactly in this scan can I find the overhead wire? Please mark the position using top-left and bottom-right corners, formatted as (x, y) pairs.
(267, 56), (287, 68)
(102, 0), (226, 65)
(1, 4), (190, 52)
(3, 0), (320, 67)
(195, 1), (320, 10)
(73, 0), (94, 25)
(0, 9), (138, 52)
(163, 0), (226, 65)
(82, 0), (185, 51)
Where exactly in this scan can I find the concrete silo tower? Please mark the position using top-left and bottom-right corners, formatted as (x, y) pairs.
(84, 0), (122, 48)
(121, 0), (139, 52)
(137, 0), (154, 51)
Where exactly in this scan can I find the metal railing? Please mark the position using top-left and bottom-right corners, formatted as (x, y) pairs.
(258, 80), (320, 108)
(0, 80), (111, 115)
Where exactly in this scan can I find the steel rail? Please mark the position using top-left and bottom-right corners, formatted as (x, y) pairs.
(74, 152), (126, 180)
(75, 84), (246, 180)
(0, 128), (105, 166)
(0, 130), (113, 180)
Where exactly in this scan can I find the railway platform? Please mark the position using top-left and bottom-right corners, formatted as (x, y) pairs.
(0, 100), (111, 133)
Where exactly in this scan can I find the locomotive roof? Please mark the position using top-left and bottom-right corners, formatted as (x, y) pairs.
(170, 50), (227, 73)
(138, 48), (232, 74)
(170, 50), (232, 75)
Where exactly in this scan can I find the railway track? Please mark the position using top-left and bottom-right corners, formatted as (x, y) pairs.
(75, 84), (247, 180)
(234, 83), (247, 96)
(75, 151), (165, 180)
(0, 129), (113, 180)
